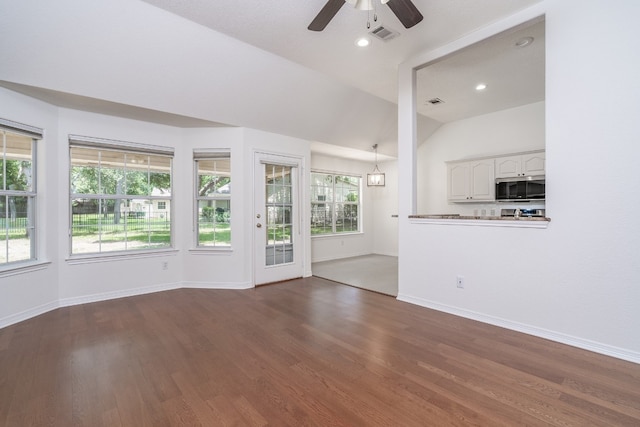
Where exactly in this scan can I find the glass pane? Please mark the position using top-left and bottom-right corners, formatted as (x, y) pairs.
(149, 155), (172, 197)
(267, 206), (291, 226)
(197, 199), (231, 247)
(72, 147), (172, 254)
(6, 196), (31, 262)
(99, 150), (125, 195)
(126, 154), (149, 196)
(267, 164), (291, 185)
(197, 158), (231, 197)
(70, 147), (101, 194)
(264, 163), (293, 266)
(3, 132), (33, 192)
(267, 184), (291, 204)
(311, 203), (332, 235)
(145, 199), (171, 249)
(310, 172), (333, 202)
(71, 198), (102, 254)
(335, 175), (360, 203)
(336, 203), (359, 233)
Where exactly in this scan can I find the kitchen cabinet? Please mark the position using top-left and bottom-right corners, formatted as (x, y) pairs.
(495, 151), (545, 178)
(447, 159), (495, 202)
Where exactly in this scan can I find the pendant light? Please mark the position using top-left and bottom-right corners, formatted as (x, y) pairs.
(367, 144), (385, 186)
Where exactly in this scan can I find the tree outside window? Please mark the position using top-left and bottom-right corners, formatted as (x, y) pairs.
(195, 153), (231, 247)
(0, 128), (37, 265)
(70, 140), (173, 255)
(311, 172), (360, 235)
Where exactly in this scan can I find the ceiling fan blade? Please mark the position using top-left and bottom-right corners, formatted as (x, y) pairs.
(308, 0), (346, 31)
(386, 0), (423, 29)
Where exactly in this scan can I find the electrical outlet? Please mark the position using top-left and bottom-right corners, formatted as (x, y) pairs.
(456, 275), (464, 288)
(162, 261), (168, 270)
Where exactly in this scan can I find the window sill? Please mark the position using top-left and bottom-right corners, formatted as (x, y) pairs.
(66, 248), (179, 265)
(188, 247), (233, 255)
(0, 260), (52, 278)
(311, 231), (364, 239)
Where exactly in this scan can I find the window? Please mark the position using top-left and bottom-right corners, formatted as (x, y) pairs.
(69, 135), (173, 255)
(0, 119), (41, 266)
(311, 172), (360, 235)
(194, 152), (231, 247)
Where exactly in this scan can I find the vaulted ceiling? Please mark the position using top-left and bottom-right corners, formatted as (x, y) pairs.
(0, 0), (544, 160)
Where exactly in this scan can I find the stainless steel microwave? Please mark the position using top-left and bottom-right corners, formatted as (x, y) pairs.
(495, 176), (545, 201)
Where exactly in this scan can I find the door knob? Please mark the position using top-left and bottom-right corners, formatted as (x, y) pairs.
(256, 223), (262, 228)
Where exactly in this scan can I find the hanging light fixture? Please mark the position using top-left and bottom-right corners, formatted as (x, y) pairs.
(367, 144), (385, 186)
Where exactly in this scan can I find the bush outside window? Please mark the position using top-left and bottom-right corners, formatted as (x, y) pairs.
(311, 172), (360, 235)
(69, 137), (173, 255)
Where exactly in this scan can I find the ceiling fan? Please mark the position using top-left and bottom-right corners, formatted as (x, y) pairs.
(308, 0), (423, 31)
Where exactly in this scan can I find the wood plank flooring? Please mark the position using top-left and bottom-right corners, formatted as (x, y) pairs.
(1, 277), (639, 426)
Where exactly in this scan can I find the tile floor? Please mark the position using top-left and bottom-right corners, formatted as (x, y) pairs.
(312, 254), (398, 296)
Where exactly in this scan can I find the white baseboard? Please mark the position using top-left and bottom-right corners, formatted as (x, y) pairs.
(397, 293), (640, 365)
(1, 281), (256, 329)
(311, 251), (372, 264)
(0, 300), (60, 329)
(59, 282), (183, 308)
(182, 280), (253, 290)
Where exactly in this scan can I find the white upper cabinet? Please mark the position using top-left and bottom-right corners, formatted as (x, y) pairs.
(447, 159), (495, 202)
(495, 151), (545, 178)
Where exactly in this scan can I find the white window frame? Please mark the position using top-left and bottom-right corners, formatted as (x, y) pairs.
(311, 170), (362, 236)
(0, 118), (42, 271)
(68, 135), (174, 257)
(193, 150), (231, 249)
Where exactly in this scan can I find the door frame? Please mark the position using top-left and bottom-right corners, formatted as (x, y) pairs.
(252, 150), (307, 286)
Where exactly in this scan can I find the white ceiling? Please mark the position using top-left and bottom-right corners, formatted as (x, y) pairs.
(0, 0), (544, 162)
(141, 0), (542, 106)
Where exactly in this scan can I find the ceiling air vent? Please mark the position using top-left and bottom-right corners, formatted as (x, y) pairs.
(427, 98), (445, 105)
(369, 25), (400, 42)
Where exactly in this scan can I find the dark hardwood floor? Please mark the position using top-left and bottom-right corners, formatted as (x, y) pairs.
(1, 277), (639, 426)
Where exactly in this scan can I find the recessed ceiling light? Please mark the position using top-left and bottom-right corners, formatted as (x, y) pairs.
(515, 36), (534, 48)
(475, 83), (487, 91)
(355, 37), (370, 47)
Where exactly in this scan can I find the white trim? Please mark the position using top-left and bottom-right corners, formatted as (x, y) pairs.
(311, 231), (364, 239)
(0, 300), (59, 329)
(188, 247), (233, 254)
(66, 248), (178, 265)
(311, 250), (371, 264)
(396, 293), (640, 365)
(0, 118), (44, 139)
(0, 260), (51, 278)
(182, 280), (253, 290)
(409, 218), (550, 229)
(68, 134), (174, 155)
(59, 282), (182, 308)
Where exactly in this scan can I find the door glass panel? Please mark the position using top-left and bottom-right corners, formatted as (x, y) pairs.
(264, 164), (293, 266)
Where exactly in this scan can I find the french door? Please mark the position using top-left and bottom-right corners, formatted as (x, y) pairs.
(253, 152), (303, 285)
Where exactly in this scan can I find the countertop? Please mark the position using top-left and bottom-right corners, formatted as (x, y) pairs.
(409, 214), (550, 222)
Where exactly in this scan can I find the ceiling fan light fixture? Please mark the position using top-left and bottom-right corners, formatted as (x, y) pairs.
(351, 0), (373, 10)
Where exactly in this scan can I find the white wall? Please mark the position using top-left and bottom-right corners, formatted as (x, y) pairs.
(417, 101), (545, 215)
(0, 88), (60, 325)
(0, 88), (312, 326)
(398, 1), (640, 363)
(372, 160), (399, 257)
